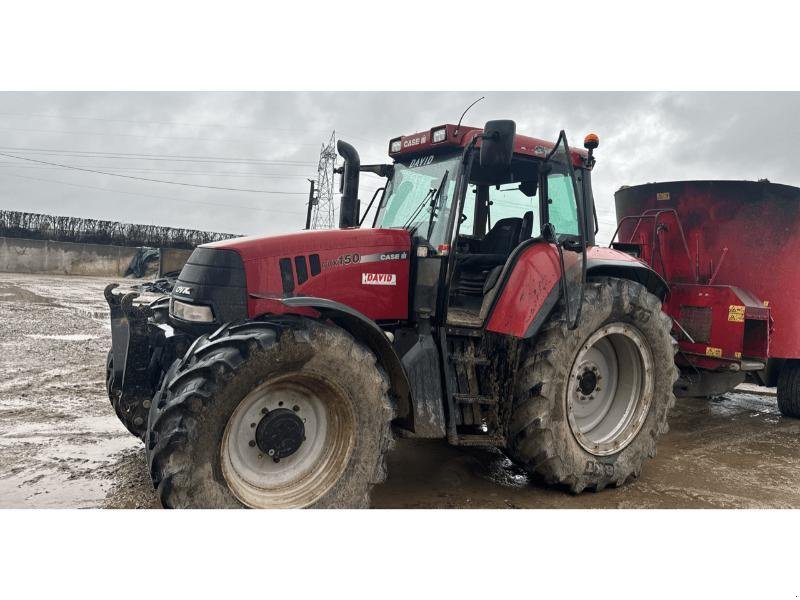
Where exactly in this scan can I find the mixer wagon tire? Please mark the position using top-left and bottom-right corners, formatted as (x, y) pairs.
(507, 277), (678, 493)
(145, 318), (395, 509)
(777, 362), (800, 418)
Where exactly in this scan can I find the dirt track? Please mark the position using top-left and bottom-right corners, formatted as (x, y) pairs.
(1, 272), (799, 509)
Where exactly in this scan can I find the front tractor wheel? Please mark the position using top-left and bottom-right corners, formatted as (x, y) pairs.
(146, 319), (395, 508)
(507, 277), (678, 493)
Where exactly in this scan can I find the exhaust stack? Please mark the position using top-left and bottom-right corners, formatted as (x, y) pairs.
(337, 140), (360, 228)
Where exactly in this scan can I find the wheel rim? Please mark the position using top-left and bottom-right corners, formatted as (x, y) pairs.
(566, 323), (654, 456)
(221, 374), (355, 508)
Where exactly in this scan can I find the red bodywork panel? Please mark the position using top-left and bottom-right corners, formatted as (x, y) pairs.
(486, 244), (641, 337)
(614, 180), (796, 362)
(667, 283), (770, 368)
(389, 123), (588, 168)
(207, 228), (412, 321)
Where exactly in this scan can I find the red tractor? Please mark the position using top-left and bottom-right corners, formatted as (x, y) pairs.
(105, 120), (677, 508)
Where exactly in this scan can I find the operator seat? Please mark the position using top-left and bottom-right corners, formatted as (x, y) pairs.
(455, 211), (534, 296)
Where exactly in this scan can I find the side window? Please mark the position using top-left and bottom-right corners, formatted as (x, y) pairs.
(489, 186), (537, 228)
(547, 173), (579, 236)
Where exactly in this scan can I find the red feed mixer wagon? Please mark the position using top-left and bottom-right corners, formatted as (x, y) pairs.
(613, 180), (800, 416)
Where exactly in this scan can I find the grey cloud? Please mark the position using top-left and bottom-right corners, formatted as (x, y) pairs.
(0, 92), (797, 241)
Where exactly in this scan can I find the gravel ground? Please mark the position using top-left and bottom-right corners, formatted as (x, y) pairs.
(1, 272), (799, 509)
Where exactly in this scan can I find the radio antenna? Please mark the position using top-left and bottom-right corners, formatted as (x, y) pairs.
(454, 96), (485, 135)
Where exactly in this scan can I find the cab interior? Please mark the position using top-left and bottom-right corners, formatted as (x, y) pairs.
(447, 156), (542, 327)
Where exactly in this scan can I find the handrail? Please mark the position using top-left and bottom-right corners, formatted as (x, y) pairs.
(609, 208), (698, 283)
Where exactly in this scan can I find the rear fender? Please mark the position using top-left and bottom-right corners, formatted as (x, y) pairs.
(278, 297), (413, 425)
(485, 244), (668, 340)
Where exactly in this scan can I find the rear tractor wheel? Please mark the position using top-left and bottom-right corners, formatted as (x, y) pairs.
(507, 277), (678, 493)
(146, 319), (395, 508)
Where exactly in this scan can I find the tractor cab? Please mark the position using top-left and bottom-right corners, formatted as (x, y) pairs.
(371, 121), (596, 328)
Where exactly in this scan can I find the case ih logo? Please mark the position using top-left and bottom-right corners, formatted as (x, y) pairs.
(361, 273), (396, 286)
(174, 286), (192, 295)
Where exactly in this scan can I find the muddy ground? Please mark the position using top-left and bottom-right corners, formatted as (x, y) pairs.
(1, 272), (798, 509)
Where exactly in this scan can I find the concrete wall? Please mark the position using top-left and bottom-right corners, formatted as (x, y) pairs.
(0, 236), (138, 277)
(159, 247), (193, 276)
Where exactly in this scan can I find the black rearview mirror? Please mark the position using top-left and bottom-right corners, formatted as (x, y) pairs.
(480, 120), (516, 169)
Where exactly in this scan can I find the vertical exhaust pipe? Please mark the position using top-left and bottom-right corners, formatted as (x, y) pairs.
(337, 140), (360, 228)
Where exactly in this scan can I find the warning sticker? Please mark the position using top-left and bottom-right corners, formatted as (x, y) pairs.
(728, 305), (745, 322)
(705, 347), (723, 358)
(735, 351), (742, 359)
(656, 192), (671, 201)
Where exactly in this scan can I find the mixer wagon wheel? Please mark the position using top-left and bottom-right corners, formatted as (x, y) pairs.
(145, 318), (395, 509)
(506, 277), (678, 493)
(777, 362), (800, 418)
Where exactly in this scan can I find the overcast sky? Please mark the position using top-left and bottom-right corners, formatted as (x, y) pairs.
(0, 92), (797, 241)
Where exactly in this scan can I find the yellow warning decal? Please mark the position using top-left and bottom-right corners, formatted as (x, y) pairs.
(763, 300), (770, 307)
(656, 192), (671, 201)
(735, 351), (742, 359)
(728, 305), (745, 322)
(706, 347), (723, 358)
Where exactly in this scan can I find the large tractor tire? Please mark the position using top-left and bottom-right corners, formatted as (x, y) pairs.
(146, 318), (395, 509)
(777, 361), (800, 418)
(507, 277), (678, 493)
(106, 350), (148, 439)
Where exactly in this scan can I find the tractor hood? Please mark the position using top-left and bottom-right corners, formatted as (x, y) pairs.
(199, 228), (413, 322)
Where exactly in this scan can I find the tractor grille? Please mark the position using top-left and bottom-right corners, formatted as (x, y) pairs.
(171, 247), (248, 324)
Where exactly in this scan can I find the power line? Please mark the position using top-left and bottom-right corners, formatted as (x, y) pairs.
(0, 161), (319, 180)
(0, 151), (308, 194)
(0, 111), (375, 144)
(0, 171), (307, 215)
(0, 111), (337, 135)
(0, 125), (325, 147)
(0, 145), (317, 166)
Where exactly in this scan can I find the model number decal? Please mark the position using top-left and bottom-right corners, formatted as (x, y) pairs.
(322, 253), (361, 269)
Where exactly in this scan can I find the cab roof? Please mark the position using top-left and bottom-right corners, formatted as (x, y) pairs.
(388, 123), (589, 168)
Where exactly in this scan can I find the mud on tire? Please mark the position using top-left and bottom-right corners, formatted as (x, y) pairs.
(146, 318), (395, 508)
(506, 276), (678, 493)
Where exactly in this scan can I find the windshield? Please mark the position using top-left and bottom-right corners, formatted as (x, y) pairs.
(374, 154), (459, 251)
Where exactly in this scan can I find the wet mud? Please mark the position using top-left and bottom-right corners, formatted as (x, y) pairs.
(1, 272), (799, 509)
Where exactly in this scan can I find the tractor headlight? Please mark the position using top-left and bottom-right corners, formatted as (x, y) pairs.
(431, 127), (447, 143)
(171, 299), (214, 323)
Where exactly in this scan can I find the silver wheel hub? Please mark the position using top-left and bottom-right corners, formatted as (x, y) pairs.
(566, 323), (654, 456)
(221, 376), (354, 508)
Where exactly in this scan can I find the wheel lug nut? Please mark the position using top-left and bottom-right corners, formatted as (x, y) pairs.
(293, 405), (300, 412)
(250, 422), (256, 428)
(261, 407), (269, 414)
(268, 449), (275, 456)
(249, 440), (256, 447)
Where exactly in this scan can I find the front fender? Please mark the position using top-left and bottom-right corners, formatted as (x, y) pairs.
(278, 297), (412, 424)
